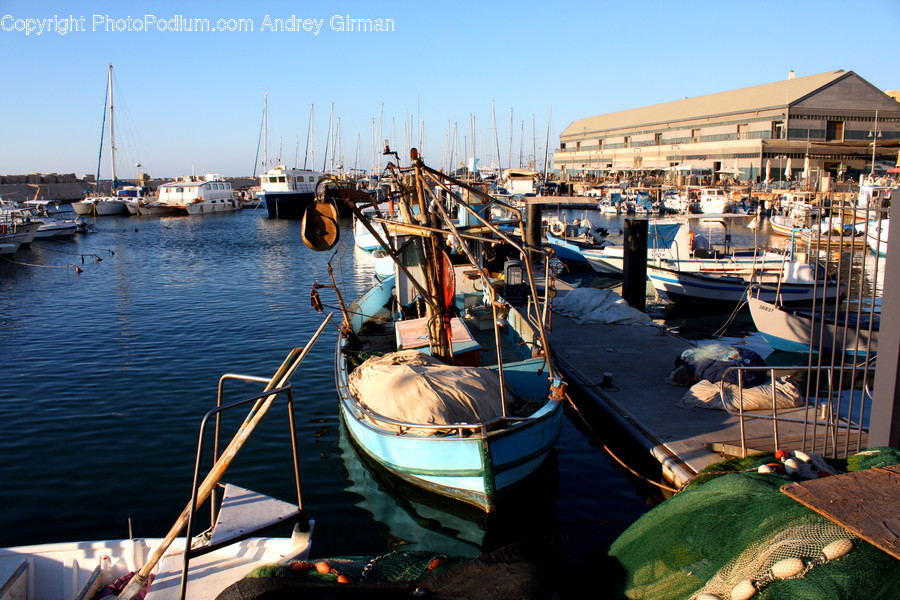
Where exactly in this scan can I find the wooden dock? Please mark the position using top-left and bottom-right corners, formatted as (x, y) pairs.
(547, 290), (868, 488)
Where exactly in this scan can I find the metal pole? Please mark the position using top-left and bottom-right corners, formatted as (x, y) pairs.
(622, 218), (648, 311)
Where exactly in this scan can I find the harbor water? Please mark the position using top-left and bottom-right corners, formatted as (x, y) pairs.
(0, 209), (657, 563)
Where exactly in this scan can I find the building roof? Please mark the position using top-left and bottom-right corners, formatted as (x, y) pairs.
(561, 70), (851, 139)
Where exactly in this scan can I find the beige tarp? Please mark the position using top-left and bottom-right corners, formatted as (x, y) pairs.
(677, 376), (803, 411)
(348, 350), (503, 434)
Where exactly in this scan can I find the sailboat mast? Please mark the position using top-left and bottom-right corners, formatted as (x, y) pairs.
(263, 92), (268, 172)
(108, 64), (117, 189)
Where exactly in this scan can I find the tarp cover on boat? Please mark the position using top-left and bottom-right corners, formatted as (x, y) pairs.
(553, 288), (653, 326)
(348, 350), (503, 433)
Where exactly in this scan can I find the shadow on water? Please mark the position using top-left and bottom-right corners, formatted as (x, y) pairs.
(336, 415), (560, 559)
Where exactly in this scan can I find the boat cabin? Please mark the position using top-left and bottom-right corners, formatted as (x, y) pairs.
(259, 166), (319, 194)
(158, 174), (234, 206)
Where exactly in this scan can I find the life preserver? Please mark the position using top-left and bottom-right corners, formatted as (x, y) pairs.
(549, 220), (565, 236)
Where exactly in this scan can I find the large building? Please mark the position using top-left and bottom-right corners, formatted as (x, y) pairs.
(554, 70), (899, 186)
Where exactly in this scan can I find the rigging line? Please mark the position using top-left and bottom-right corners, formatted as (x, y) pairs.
(563, 394), (680, 494)
(0, 255), (82, 271)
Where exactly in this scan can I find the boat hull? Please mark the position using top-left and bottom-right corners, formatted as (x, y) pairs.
(748, 296), (878, 355)
(648, 266), (843, 307)
(73, 199), (128, 216)
(261, 191), (315, 220)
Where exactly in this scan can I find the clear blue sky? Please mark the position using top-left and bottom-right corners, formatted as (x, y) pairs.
(1, 0), (898, 180)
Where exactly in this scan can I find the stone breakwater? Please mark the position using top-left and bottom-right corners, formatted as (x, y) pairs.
(0, 173), (258, 202)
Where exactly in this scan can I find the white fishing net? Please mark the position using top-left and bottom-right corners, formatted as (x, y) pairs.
(691, 520), (858, 600)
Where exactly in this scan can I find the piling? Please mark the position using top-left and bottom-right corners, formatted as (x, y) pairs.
(525, 203), (542, 263)
(622, 218), (648, 311)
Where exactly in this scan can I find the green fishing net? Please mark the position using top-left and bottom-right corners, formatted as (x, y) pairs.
(608, 447), (900, 600)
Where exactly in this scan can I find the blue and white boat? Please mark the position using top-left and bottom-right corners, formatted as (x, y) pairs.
(315, 154), (565, 512)
(867, 218), (889, 256)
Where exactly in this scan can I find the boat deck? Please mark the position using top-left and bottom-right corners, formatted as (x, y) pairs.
(547, 293), (868, 488)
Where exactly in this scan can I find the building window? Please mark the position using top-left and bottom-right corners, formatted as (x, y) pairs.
(654, 133), (662, 145)
(826, 120), (844, 142)
(772, 122), (784, 139)
(691, 129), (700, 142)
(623, 136), (631, 148)
(560, 142), (566, 150)
(576, 141), (581, 151)
(737, 124), (749, 140)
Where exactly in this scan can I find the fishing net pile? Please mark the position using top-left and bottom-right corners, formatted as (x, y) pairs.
(607, 447), (900, 600)
(216, 542), (571, 600)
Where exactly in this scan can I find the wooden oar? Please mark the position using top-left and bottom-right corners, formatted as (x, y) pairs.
(120, 313), (333, 599)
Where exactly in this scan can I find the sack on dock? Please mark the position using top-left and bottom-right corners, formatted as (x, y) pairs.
(677, 376), (802, 411)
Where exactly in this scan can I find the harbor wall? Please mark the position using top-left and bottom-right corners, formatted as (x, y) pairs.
(0, 173), (258, 202)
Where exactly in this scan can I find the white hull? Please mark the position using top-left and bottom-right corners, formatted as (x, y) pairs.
(0, 529), (312, 600)
(867, 219), (888, 256)
(184, 198), (240, 215)
(73, 199), (128, 216)
(0, 242), (19, 255)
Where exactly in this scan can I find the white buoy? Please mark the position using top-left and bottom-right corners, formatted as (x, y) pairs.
(771, 557), (805, 579)
(731, 579), (757, 600)
(822, 539), (855, 561)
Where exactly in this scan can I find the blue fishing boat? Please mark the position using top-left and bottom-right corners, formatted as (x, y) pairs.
(312, 149), (565, 512)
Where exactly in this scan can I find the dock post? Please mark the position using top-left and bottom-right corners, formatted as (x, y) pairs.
(525, 202), (542, 263)
(622, 218), (648, 312)
(871, 191), (900, 449)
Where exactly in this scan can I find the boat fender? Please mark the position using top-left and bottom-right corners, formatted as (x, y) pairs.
(549, 378), (566, 401)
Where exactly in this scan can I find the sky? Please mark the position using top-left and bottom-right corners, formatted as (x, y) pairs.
(1, 0), (898, 180)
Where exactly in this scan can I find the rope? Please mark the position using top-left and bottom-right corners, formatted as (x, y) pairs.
(0, 255), (82, 272)
(563, 393), (681, 494)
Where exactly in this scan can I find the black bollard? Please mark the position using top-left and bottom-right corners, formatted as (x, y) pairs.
(525, 202), (542, 264)
(622, 218), (648, 311)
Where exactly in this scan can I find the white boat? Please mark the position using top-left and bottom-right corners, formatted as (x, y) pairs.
(747, 295), (878, 356)
(0, 202), (42, 247)
(867, 218), (889, 256)
(353, 201), (392, 251)
(258, 165), (320, 219)
(583, 217), (789, 276)
(852, 183), (892, 221)
(501, 169), (538, 195)
(697, 188), (732, 214)
(73, 65), (129, 217)
(154, 175), (239, 216)
(648, 260), (844, 307)
(0, 321), (333, 600)
(660, 189), (694, 214)
(17, 202), (80, 238)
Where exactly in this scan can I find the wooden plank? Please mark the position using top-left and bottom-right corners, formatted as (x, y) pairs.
(781, 468), (900, 559)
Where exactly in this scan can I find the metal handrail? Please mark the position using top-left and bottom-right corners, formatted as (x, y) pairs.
(181, 381), (305, 600)
(719, 364), (873, 458)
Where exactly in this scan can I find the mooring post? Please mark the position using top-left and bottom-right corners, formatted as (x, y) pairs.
(622, 218), (648, 311)
(525, 202), (542, 264)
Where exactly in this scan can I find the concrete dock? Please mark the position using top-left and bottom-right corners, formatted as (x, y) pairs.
(546, 291), (868, 488)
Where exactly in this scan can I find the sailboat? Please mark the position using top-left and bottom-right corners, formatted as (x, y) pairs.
(309, 147), (565, 512)
(73, 64), (129, 216)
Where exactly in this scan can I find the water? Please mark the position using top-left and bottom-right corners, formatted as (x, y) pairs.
(0, 210), (655, 563)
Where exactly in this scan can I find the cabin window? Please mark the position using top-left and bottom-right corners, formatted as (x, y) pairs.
(176, 187), (183, 193)
(278, 176), (286, 183)
(268, 176), (278, 183)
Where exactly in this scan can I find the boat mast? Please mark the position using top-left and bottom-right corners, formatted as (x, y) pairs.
(108, 63), (117, 191)
(263, 92), (268, 172)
